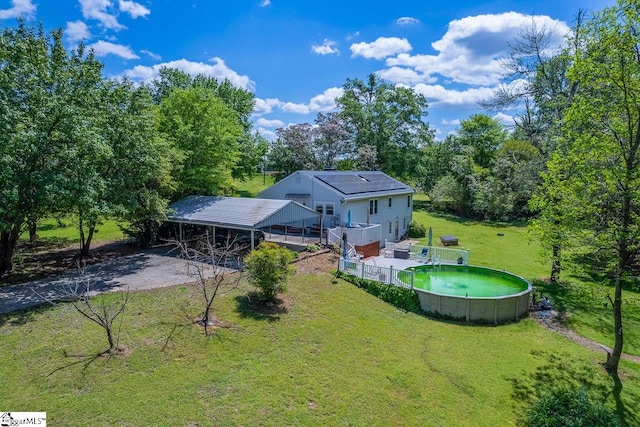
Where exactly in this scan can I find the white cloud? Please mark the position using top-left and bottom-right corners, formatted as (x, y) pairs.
(309, 87), (343, 112)
(387, 12), (570, 86)
(350, 37), (412, 60)
(256, 127), (277, 141)
(254, 98), (281, 115)
(397, 17), (420, 26)
(441, 118), (461, 126)
(89, 40), (139, 59)
(493, 112), (514, 126)
(79, 0), (125, 30)
(346, 31), (360, 41)
(281, 102), (310, 114)
(140, 49), (161, 60)
(409, 83), (495, 108)
(255, 118), (285, 128)
(65, 20), (91, 43)
(0, 0), (36, 20)
(260, 0), (271, 6)
(312, 39), (339, 55)
(376, 67), (435, 85)
(119, 0), (150, 18)
(124, 58), (255, 90)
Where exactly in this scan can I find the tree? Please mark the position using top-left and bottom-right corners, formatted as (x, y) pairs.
(455, 114), (508, 168)
(174, 235), (244, 336)
(56, 264), (129, 356)
(336, 74), (432, 178)
(101, 80), (177, 247)
(269, 123), (320, 177)
(243, 242), (295, 302)
(0, 22), (105, 272)
(536, 0), (640, 375)
(268, 113), (354, 178)
(150, 68), (262, 183)
(156, 87), (244, 197)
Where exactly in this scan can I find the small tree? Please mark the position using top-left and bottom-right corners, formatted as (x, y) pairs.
(243, 242), (295, 302)
(174, 235), (244, 335)
(56, 264), (129, 356)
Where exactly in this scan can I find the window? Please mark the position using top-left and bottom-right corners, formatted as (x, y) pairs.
(388, 197), (392, 208)
(403, 218), (406, 229)
(388, 222), (392, 233)
(369, 199), (378, 215)
(315, 202), (335, 216)
(407, 195), (411, 207)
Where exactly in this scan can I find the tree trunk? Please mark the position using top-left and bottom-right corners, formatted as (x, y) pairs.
(0, 224), (21, 276)
(28, 218), (38, 243)
(550, 244), (561, 283)
(605, 272), (624, 374)
(80, 225), (95, 258)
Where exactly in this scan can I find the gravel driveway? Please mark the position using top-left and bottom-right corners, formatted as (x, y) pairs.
(0, 246), (231, 315)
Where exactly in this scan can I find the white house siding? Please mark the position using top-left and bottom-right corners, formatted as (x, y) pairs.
(259, 171), (414, 243)
(344, 194), (412, 243)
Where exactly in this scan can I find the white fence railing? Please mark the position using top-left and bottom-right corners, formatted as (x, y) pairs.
(338, 258), (415, 289)
(384, 243), (470, 265)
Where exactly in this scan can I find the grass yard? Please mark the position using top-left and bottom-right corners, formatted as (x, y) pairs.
(22, 217), (127, 245)
(1, 271), (639, 426)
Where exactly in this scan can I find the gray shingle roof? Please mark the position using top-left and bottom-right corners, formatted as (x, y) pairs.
(167, 196), (321, 229)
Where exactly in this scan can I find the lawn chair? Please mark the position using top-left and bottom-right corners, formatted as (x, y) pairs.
(419, 247), (429, 263)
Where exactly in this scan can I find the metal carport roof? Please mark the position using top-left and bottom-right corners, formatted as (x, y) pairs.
(166, 195), (321, 230)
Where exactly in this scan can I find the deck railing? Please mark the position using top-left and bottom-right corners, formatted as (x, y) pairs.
(384, 243), (470, 265)
(338, 258), (415, 289)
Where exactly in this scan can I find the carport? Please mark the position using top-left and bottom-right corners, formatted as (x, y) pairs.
(166, 195), (323, 249)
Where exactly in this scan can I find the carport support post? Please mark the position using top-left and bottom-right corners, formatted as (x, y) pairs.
(179, 222), (183, 242)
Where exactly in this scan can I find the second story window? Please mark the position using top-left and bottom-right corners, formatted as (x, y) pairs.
(369, 199), (378, 215)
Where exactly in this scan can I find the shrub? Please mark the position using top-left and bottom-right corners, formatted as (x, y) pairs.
(243, 242), (296, 302)
(306, 243), (320, 253)
(406, 220), (426, 238)
(526, 388), (620, 427)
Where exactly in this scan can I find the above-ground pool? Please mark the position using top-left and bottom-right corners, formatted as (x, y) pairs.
(405, 264), (531, 323)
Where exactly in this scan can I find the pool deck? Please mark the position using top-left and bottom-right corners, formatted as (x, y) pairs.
(361, 255), (424, 270)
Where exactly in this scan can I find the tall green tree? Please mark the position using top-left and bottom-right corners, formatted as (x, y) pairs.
(0, 23), (104, 272)
(456, 114), (508, 168)
(535, 0), (640, 375)
(336, 74), (432, 178)
(157, 87), (244, 197)
(151, 68), (262, 188)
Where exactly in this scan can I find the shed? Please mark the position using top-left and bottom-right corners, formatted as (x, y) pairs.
(166, 195), (322, 249)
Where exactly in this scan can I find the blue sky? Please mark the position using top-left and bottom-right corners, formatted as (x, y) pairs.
(0, 0), (616, 140)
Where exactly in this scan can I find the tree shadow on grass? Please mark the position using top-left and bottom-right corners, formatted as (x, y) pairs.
(507, 349), (638, 426)
(234, 292), (287, 322)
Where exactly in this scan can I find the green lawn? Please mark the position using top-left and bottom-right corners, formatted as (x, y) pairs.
(1, 272), (638, 426)
(21, 217), (127, 245)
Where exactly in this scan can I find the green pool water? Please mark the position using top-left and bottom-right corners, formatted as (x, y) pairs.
(408, 265), (529, 297)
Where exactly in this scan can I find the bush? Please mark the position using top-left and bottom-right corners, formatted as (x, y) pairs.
(306, 243), (320, 253)
(526, 388), (620, 427)
(406, 221), (426, 238)
(336, 272), (422, 314)
(243, 242), (296, 302)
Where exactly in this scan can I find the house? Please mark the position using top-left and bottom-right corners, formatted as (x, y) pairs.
(258, 171), (414, 246)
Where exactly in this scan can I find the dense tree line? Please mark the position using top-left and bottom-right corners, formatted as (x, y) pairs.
(0, 22), (264, 275)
